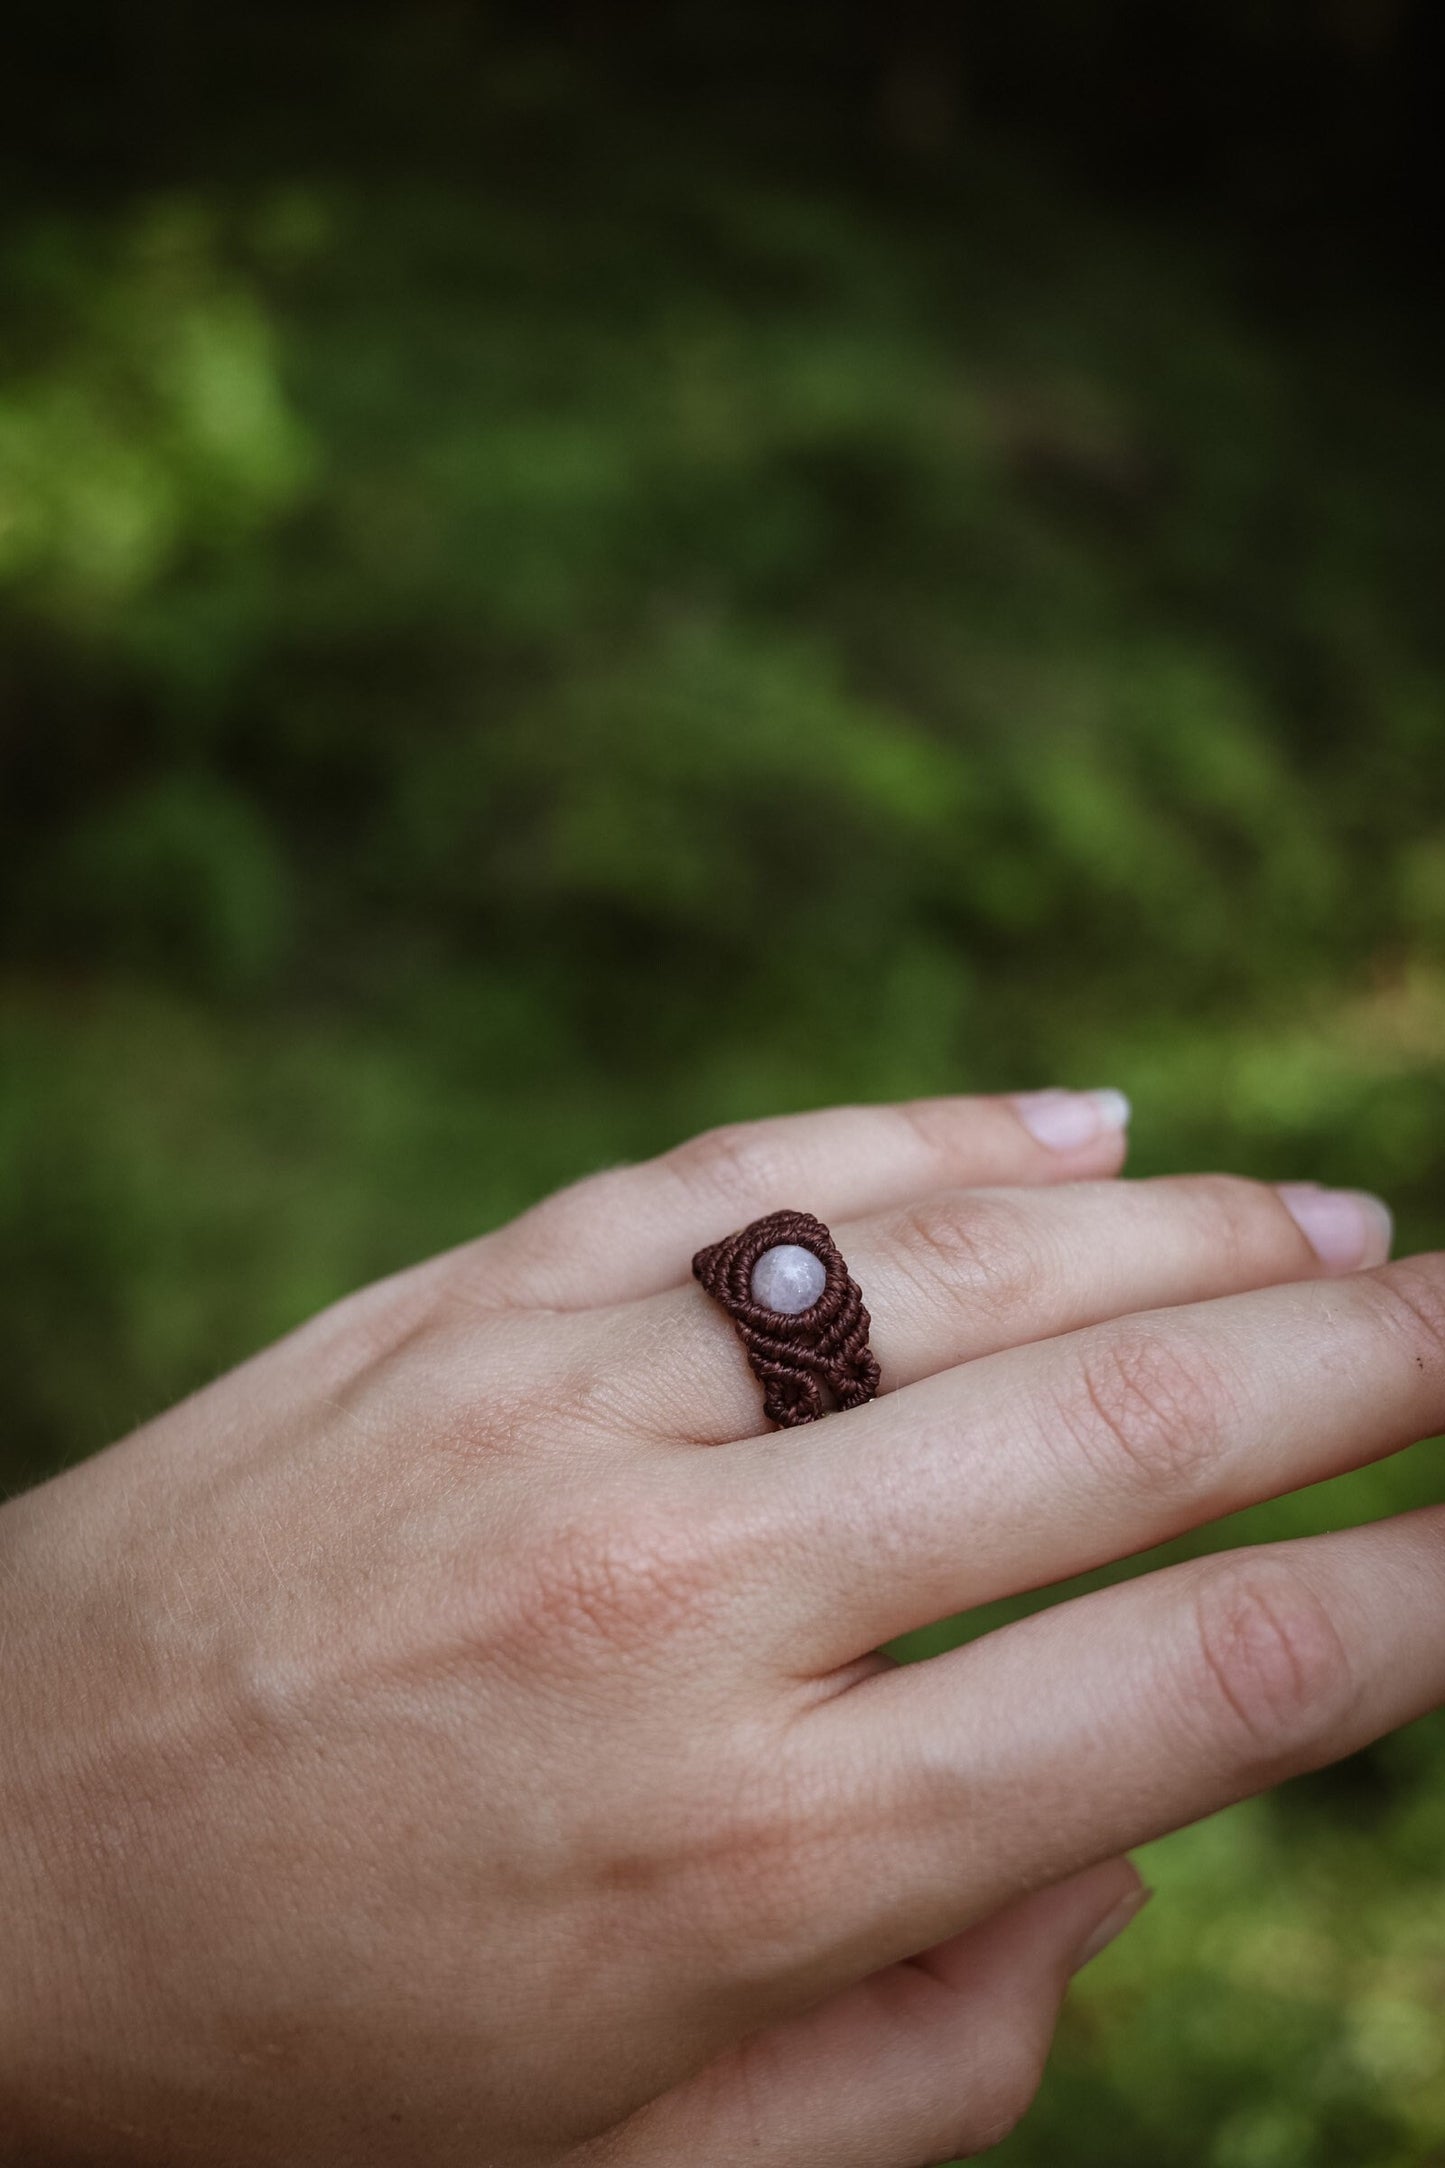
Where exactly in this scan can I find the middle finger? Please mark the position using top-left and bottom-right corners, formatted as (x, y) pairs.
(606, 1176), (1390, 1447)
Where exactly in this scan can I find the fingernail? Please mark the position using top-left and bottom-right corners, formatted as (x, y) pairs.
(1011, 1087), (1132, 1151)
(1071, 1882), (1152, 1973)
(1278, 1185), (1395, 1270)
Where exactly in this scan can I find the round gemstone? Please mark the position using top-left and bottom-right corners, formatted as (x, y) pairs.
(750, 1242), (826, 1315)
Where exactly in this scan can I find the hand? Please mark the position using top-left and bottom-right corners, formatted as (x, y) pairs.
(1, 1091), (1435, 2168)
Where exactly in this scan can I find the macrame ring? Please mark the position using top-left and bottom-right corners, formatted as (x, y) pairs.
(691, 1208), (881, 1429)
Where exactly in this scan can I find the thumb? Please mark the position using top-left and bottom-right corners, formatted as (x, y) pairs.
(591, 1856), (1149, 2168)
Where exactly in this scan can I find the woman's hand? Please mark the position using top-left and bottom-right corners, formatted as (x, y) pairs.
(2, 1091), (1435, 2168)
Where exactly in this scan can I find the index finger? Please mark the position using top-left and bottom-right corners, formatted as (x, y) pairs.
(433, 1088), (1133, 1309)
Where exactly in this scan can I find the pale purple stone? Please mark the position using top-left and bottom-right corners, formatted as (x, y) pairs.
(750, 1243), (826, 1315)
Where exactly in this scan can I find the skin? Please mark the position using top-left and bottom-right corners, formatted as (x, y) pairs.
(0, 1090), (1440, 2167)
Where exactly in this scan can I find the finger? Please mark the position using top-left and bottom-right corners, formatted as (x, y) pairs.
(617, 1173), (1390, 1446)
(184, 1092), (1131, 1421)
(433, 1089), (1133, 1311)
(799, 1506), (1445, 1988)
(738, 1246), (1432, 1667)
(593, 1860), (1147, 2168)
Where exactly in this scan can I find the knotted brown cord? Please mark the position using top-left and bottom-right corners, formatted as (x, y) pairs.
(691, 1208), (881, 1429)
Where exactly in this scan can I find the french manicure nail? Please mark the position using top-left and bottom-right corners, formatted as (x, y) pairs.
(1278, 1185), (1394, 1270)
(1071, 1882), (1153, 1973)
(1011, 1087), (1132, 1151)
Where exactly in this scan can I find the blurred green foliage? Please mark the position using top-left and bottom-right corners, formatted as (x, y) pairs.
(1, 8), (1443, 2162)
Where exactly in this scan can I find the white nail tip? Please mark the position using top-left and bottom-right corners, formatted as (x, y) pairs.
(1011, 1087), (1131, 1150)
(1089, 1088), (1132, 1133)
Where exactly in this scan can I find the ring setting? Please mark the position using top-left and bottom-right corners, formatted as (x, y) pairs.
(692, 1209), (881, 1429)
(749, 1242), (827, 1315)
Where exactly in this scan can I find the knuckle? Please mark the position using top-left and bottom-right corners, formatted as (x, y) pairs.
(1189, 1555), (1354, 1764)
(1179, 1172), (1288, 1265)
(1056, 1325), (1227, 1500)
(895, 1192), (1044, 1319)
(662, 1121), (785, 1212)
(1364, 1256), (1445, 1369)
(537, 1332), (651, 1440)
(893, 1094), (976, 1168)
(517, 1507), (725, 1661)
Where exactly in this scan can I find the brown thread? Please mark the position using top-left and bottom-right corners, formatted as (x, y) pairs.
(691, 1209), (881, 1429)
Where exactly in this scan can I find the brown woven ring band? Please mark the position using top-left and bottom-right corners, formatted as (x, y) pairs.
(691, 1208), (881, 1430)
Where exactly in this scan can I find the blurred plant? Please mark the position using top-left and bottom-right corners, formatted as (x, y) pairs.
(0, 201), (311, 613)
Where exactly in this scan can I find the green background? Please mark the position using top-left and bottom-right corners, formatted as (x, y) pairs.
(2, 6), (1443, 2160)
